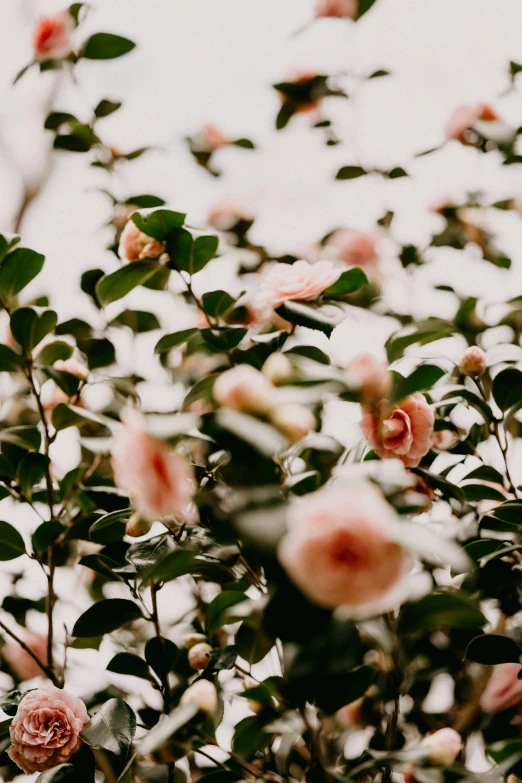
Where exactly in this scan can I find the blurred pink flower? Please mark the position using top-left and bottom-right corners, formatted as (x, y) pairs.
(198, 124), (229, 149)
(213, 364), (274, 414)
(119, 219), (166, 262)
(346, 353), (392, 404)
(360, 393), (434, 467)
(111, 410), (195, 522)
(481, 663), (522, 713)
(8, 686), (88, 774)
(54, 358), (88, 380)
(33, 12), (73, 61)
(207, 200), (254, 231)
(421, 728), (463, 766)
(328, 229), (378, 267)
(278, 484), (411, 612)
(315, 0), (357, 18)
(445, 103), (499, 144)
(3, 632), (47, 681)
(257, 259), (340, 309)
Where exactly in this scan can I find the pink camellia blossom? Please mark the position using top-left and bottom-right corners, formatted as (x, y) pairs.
(8, 686), (88, 775)
(270, 403), (317, 443)
(421, 728), (463, 767)
(33, 12), (74, 62)
(481, 663), (522, 713)
(119, 219), (167, 263)
(278, 484), (411, 613)
(444, 103), (500, 145)
(213, 365), (275, 415)
(257, 259), (340, 310)
(111, 411), (195, 522)
(459, 346), (487, 376)
(315, 0), (357, 18)
(207, 200), (254, 232)
(3, 632), (48, 681)
(327, 229), (378, 268)
(198, 124), (229, 150)
(360, 393), (435, 467)
(346, 353), (392, 405)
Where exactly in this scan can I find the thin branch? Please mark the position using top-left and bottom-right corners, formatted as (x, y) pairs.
(0, 618), (56, 683)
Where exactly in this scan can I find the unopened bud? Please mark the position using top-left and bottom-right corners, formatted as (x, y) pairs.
(188, 642), (213, 670)
(458, 346), (487, 377)
(125, 516), (153, 538)
(262, 353), (293, 386)
(182, 633), (208, 650)
(180, 680), (218, 716)
(420, 728), (463, 767)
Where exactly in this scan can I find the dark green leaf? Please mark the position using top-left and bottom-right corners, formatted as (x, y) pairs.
(368, 69), (390, 78)
(96, 261), (160, 306)
(276, 300), (346, 336)
(109, 309), (160, 333)
(399, 592), (486, 635)
(107, 653), (152, 681)
(155, 328), (198, 354)
(466, 634), (522, 665)
(492, 368), (522, 411)
(73, 598), (142, 637)
(323, 267), (367, 296)
(0, 690), (24, 716)
(80, 698), (136, 761)
(145, 637), (179, 679)
(0, 520), (26, 560)
(356, 0), (378, 18)
(82, 33), (136, 60)
(138, 702), (199, 756)
(202, 290), (236, 318)
(94, 99), (122, 118)
(165, 227), (192, 271)
(142, 550), (196, 584)
(335, 165), (367, 180)
(36, 765), (75, 782)
(232, 714), (271, 760)
(206, 592), (248, 637)
(18, 452), (50, 501)
(0, 248), (45, 302)
(201, 327), (247, 351)
(190, 235), (218, 275)
(131, 209), (185, 240)
(391, 364), (445, 403)
(89, 509), (131, 544)
(0, 344), (23, 372)
(36, 341), (74, 365)
(386, 320), (455, 362)
(0, 424), (41, 450)
(10, 307), (57, 351)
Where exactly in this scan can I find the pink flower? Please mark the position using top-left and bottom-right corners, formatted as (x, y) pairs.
(421, 728), (463, 766)
(327, 229), (378, 268)
(346, 353), (392, 404)
(3, 632), (48, 681)
(54, 358), (88, 380)
(33, 12), (73, 62)
(459, 346), (487, 376)
(213, 365), (274, 414)
(119, 219), (166, 263)
(257, 260), (340, 310)
(8, 686), (88, 774)
(315, 0), (357, 18)
(111, 411), (195, 522)
(207, 200), (254, 232)
(269, 403), (317, 443)
(278, 484), (411, 613)
(481, 663), (522, 713)
(360, 393), (435, 467)
(198, 124), (229, 150)
(445, 104), (499, 145)
(336, 699), (364, 727)
(180, 680), (218, 716)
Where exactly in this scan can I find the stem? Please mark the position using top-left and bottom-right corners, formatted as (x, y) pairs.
(0, 618), (56, 683)
(150, 584), (174, 783)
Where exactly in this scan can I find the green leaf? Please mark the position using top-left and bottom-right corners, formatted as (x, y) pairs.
(276, 300), (346, 336)
(82, 33), (136, 60)
(182, 373), (218, 410)
(10, 307), (57, 351)
(138, 702), (199, 756)
(399, 592), (486, 635)
(202, 290), (236, 319)
(94, 99), (122, 118)
(32, 520), (66, 552)
(466, 634), (522, 665)
(323, 267), (367, 296)
(89, 509), (131, 544)
(52, 403), (113, 432)
(131, 209), (185, 240)
(107, 652), (152, 681)
(73, 598), (142, 637)
(0, 424), (41, 450)
(79, 553), (123, 581)
(0, 520), (26, 560)
(155, 328), (198, 354)
(368, 69), (390, 78)
(142, 549), (196, 584)
(387, 166), (408, 179)
(335, 165), (368, 180)
(0, 717), (12, 740)
(232, 714), (271, 760)
(18, 452), (50, 500)
(80, 698), (136, 761)
(356, 0), (378, 18)
(0, 344), (23, 372)
(488, 500), (522, 526)
(386, 319), (455, 362)
(285, 345), (330, 365)
(391, 364), (445, 403)
(0, 248), (45, 302)
(206, 592), (249, 637)
(462, 484), (507, 503)
(166, 227), (193, 271)
(492, 367), (522, 411)
(201, 327), (247, 351)
(0, 690), (24, 716)
(463, 465), (504, 484)
(36, 341), (74, 365)
(233, 137), (255, 148)
(191, 235), (219, 275)
(145, 637), (179, 679)
(109, 309), (160, 333)
(96, 261), (160, 306)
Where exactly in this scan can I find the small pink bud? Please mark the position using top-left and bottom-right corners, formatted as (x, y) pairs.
(421, 728), (463, 767)
(315, 0), (357, 18)
(125, 517), (152, 538)
(188, 642), (213, 670)
(180, 680), (218, 716)
(458, 346), (487, 376)
(269, 403), (316, 443)
(54, 358), (88, 380)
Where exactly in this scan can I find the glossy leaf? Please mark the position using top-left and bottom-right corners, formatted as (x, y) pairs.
(73, 598), (143, 637)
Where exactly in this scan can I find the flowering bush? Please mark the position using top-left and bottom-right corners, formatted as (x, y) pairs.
(3, 2), (522, 783)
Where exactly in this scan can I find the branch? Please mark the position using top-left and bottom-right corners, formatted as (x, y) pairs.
(0, 618), (57, 684)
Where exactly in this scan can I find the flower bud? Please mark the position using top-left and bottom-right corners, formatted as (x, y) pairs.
(188, 642), (213, 670)
(182, 633), (208, 650)
(458, 346), (487, 376)
(270, 403), (316, 444)
(125, 517), (153, 538)
(213, 365), (274, 415)
(180, 680), (218, 716)
(420, 728), (463, 767)
(262, 353), (293, 386)
(346, 353), (391, 404)
(315, 0), (357, 18)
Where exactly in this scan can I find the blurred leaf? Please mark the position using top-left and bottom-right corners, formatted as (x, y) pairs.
(89, 508), (131, 544)
(466, 634), (522, 665)
(233, 137), (255, 148)
(276, 300), (346, 336)
(191, 235), (219, 275)
(73, 598), (142, 637)
(82, 32), (136, 60)
(0, 424), (41, 450)
(201, 327), (247, 351)
(131, 209), (185, 240)
(323, 267), (367, 296)
(0, 690), (24, 716)
(109, 309), (160, 333)
(138, 702), (199, 756)
(36, 341), (74, 365)
(36, 765), (75, 782)
(155, 328), (198, 354)
(335, 165), (367, 180)
(206, 591), (248, 637)
(356, 0), (378, 18)
(10, 307), (57, 351)
(94, 99), (122, 118)
(399, 592), (486, 635)
(80, 698), (136, 761)
(202, 290), (237, 318)
(386, 319), (455, 361)
(96, 261), (160, 306)
(0, 344), (23, 372)
(0, 248), (45, 303)
(232, 715), (272, 760)
(0, 520), (26, 560)
(368, 69), (390, 78)
(18, 452), (50, 500)
(52, 403), (113, 432)
(141, 549), (196, 584)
